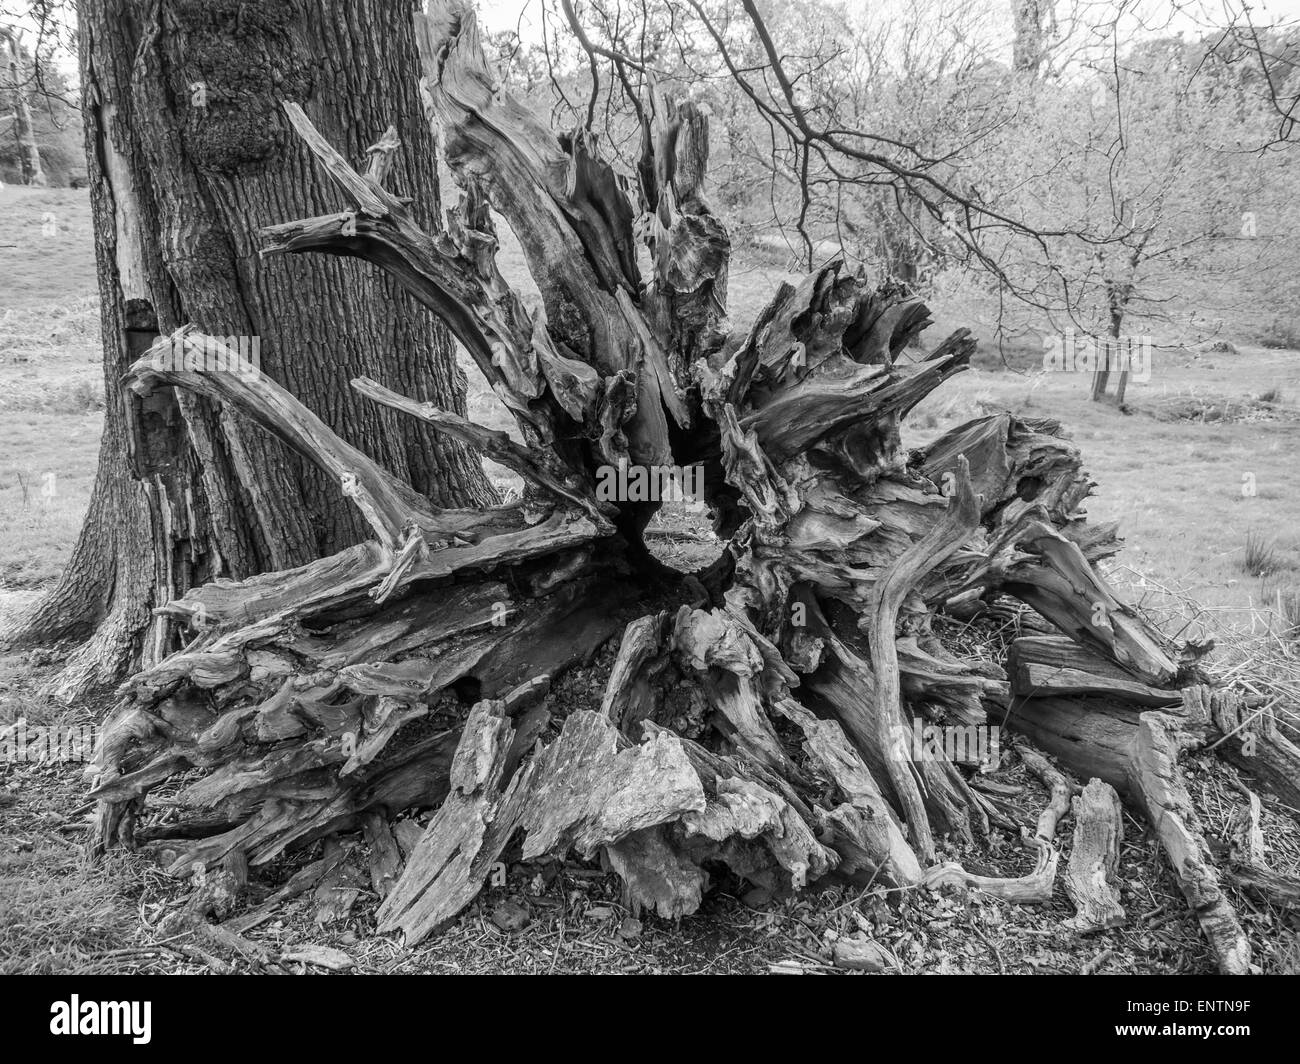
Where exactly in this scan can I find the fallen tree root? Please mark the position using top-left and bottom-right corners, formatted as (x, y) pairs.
(921, 742), (1075, 904)
(75, 0), (1265, 973)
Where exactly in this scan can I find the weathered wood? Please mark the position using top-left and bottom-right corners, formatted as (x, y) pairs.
(601, 613), (672, 733)
(127, 330), (440, 550)
(313, 836), (363, 924)
(865, 457), (980, 863)
(1209, 689), (1300, 819)
(224, 848), (347, 934)
(1004, 695), (1138, 793)
(416, 1), (687, 468)
(776, 698), (921, 888)
(377, 692), (706, 942)
(1007, 689), (1255, 970)
(1008, 635), (1180, 705)
(1128, 709), (1251, 974)
(1227, 782), (1267, 867)
(352, 376), (610, 524)
(1064, 779), (1127, 932)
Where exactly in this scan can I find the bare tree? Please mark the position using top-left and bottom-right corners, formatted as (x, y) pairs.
(1, 25), (47, 184)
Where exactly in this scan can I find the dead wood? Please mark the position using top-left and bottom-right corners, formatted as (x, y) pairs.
(1064, 779), (1127, 932)
(76, 0), (1268, 971)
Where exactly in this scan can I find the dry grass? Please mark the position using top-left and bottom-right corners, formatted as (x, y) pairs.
(0, 186), (99, 310)
(0, 410), (102, 589)
(1244, 530), (1284, 578)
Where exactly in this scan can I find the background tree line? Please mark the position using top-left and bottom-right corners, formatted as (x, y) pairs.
(483, 0), (1300, 351)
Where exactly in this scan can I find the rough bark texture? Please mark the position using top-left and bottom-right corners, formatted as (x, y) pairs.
(80, 0), (1264, 974)
(3, 0), (491, 701)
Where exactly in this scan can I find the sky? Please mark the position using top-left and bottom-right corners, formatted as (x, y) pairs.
(9, 1), (1300, 82)
(476, 0), (1300, 43)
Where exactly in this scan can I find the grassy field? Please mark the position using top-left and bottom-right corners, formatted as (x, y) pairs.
(0, 188), (104, 606)
(2, 183), (1299, 974)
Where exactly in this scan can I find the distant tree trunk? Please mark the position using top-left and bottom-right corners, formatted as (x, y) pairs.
(2, 28), (46, 186)
(1091, 280), (1131, 403)
(1, 0), (492, 700)
(1012, 1), (1047, 77)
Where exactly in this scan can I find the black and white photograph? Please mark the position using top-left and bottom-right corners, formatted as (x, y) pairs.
(0, 0), (1298, 1010)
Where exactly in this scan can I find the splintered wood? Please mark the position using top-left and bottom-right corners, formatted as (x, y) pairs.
(81, 0), (1273, 974)
(1064, 780), (1126, 932)
(378, 694), (704, 941)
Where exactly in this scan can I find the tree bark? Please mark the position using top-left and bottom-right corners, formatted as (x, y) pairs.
(3, 0), (491, 700)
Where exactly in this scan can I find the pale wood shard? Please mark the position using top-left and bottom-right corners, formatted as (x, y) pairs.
(601, 612), (672, 732)
(832, 937), (895, 972)
(280, 945), (356, 971)
(1128, 709), (1251, 974)
(377, 697), (706, 943)
(1064, 779), (1127, 932)
(775, 698), (922, 888)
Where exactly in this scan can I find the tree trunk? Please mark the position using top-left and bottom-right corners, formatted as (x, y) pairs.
(1011, 1), (1046, 77)
(82, 0), (1260, 973)
(2, 0), (491, 700)
(2, 29), (47, 187)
